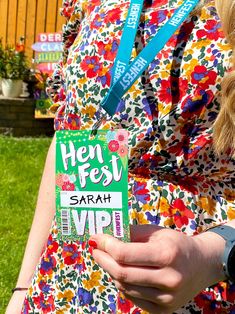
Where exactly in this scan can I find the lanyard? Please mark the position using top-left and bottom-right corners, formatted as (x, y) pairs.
(102, 0), (200, 116)
(111, 0), (145, 86)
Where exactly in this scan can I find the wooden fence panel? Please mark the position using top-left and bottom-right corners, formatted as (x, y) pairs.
(16, 0), (27, 43)
(0, 0), (9, 46)
(0, 0), (65, 61)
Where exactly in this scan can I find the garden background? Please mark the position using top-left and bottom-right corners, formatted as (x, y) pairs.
(0, 137), (51, 312)
(0, 0), (64, 59)
(0, 0), (64, 312)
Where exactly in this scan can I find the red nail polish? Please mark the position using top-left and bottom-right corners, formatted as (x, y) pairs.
(88, 239), (98, 249)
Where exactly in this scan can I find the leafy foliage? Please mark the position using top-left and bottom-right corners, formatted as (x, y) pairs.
(0, 37), (29, 80)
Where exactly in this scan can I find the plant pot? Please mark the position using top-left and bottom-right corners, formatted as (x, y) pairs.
(1, 79), (23, 98)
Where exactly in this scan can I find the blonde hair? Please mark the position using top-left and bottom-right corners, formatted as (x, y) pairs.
(213, 0), (235, 157)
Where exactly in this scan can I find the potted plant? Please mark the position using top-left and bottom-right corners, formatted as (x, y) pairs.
(0, 37), (29, 98)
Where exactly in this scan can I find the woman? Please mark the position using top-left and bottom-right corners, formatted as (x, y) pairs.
(6, 0), (235, 313)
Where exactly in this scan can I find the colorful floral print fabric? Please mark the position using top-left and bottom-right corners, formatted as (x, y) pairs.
(22, 0), (235, 313)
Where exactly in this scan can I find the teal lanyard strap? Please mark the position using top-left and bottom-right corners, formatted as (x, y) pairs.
(102, 0), (200, 116)
(111, 0), (145, 86)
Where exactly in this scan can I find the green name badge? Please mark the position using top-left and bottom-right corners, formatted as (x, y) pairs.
(56, 129), (129, 242)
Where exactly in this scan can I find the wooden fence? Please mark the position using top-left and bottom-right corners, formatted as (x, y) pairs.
(0, 0), (65, 60)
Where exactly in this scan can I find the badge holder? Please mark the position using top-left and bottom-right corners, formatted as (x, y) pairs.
(91, 107), (111, 137)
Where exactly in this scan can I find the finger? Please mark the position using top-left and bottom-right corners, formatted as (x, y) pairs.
(92, 248), (179, 290)
(130, 224), (163, 242)
(89, 234), (169, 267)
(114, 280), (174, 305)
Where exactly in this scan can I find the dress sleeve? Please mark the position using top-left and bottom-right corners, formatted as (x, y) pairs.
(46, 0), (85, 130)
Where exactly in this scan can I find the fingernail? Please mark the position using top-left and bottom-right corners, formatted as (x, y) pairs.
(88, 239), (98, 249)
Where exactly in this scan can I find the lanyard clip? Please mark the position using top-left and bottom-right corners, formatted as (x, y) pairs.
(91, 108), (110, 137)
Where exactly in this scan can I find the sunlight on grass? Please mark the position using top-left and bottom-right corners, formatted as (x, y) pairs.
(0, 136), (52, 312)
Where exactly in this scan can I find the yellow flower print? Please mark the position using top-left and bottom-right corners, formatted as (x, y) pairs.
(159, 70), (169, 79)
(56, 304), (71, 314)
(77, 77), (87, 85)
(198, 196), (216, 216)
(155, 138), (167, 152)
(142, 203), (155, 212)
(192, 39), (211, 50)
(227, 207), (235, 220)
(136, 212), (149, 224)
(224, 189), (235, 202)
(83, 270), (102, 290)
(98, 285), (106, 293)
(164, 217), (174, 227)
(70, 13), (82, 23)
(158, 102), (172, 116)
(200, 8), (211, 21)
(218, 42), (232, 52)
(130, 209), (138, 221)
(129, 83), (141, 98)
(159, 197), (170, 214)
(58, 290), (74, 302)
(183, 58), (199, 79)
(81, 104), (96, 118)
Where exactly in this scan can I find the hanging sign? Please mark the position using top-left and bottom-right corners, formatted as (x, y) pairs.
(32, 32), (63, 118)
(32, 32), (63, 74)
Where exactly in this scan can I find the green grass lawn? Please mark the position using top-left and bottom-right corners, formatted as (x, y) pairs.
(0, 136), (52, 313)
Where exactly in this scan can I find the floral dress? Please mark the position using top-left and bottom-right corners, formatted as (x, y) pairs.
(22, 0), (235, 313)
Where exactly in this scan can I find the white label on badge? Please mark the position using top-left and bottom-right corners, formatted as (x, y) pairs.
(60, 191), (122, 208)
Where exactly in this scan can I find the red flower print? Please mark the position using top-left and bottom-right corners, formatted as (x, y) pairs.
(91, 12), (105, 29)
(64, 113), (81, 130)
(87, 0), (101, 15)
(104, 8), (122, 24)
(227, 283), (235, 303)
(97, 69), (111, 87)
(118, 145), (128, 158)
(97, 39), (119, 61)
(62, 181), (75, 191)
(117, 293), (133, 313)
(149, 9), (168, 25)
(108, 140), (119, 152)
(33, 293), (55, 313)
(40, 254), (56, 276)
(22, 298), (30, 313)
(178, 177), (199, 195)
(196, 19), (223, 41)
(194, 290), (224, 314)
(169, 199), (194, 228)
(46, 234), (59, 255)
(132, 309), (143, 314)
(158, 77), (188, 104)
(39, 280), (51, 294)
(62, 243), (82, 265)
(133, 181), (150, 204)
(134, 166), (150, 177)
(191, 66), (217, 89)
(180, 89), (214, 119)
(145, 0), (168, 8)
(80, 56), (102, 78)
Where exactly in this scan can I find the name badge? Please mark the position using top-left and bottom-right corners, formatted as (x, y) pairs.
(56, 129), (129, 242)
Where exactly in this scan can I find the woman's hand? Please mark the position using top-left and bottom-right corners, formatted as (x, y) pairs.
(90, 225), (226, 314)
